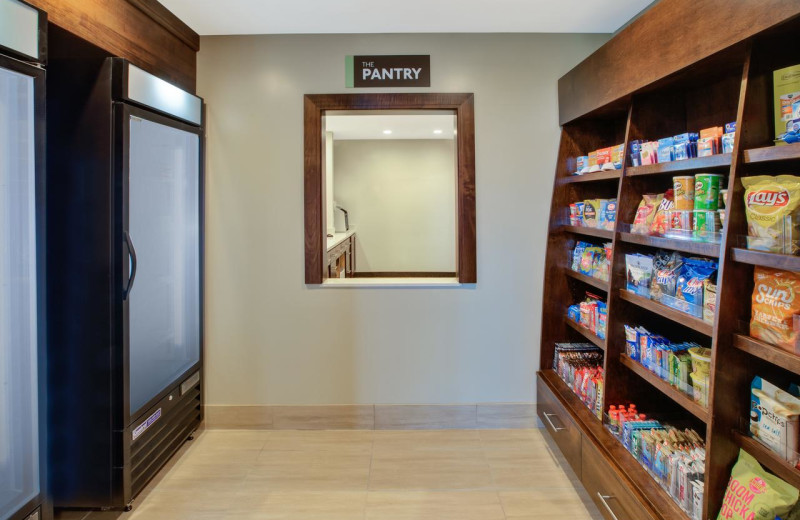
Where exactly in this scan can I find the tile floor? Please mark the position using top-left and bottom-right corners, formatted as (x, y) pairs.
(58, 429), (604, 519)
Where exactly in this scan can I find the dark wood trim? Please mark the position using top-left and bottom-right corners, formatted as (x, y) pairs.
(732, 334), (800, 377)
(618, 232), (721, 258)
(126, 0), (200, 51)
(618, 290), (713, 336)
(734, 432), (800, 490)
(564, 268), (609, 292)
(557, 0), (800, 123)
(352, 272), (457, 278)
(565, 318), (606, 350)
(744, 142), (800, 163)
(304, 93), (477, 284)
(731, 248), (800, 271)
(625, 153), (732, 177)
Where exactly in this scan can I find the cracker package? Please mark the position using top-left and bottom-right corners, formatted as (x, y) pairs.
(751, 266), (800, 352)
(583, 199), (602, 229)
(717, 449), (799, 520)
(743, 175), (800, 254)
(632, 194), (664, 234)
(676, 258), (717, 312)
(651, 251), (683, 302)
(750, 376), (800, 464)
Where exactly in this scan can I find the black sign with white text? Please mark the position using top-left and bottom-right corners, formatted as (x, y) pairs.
(350, 55), (431, 88)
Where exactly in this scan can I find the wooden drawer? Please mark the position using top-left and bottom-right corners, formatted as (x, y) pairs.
(581, 436), (656, 520)
(536, 376), (582, 477)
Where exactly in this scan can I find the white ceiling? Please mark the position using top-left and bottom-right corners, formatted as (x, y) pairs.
(160, 0), (654, 36)
(326, 114), (456, 140)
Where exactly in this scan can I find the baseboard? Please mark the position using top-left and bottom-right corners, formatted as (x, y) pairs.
(203, 403), (537, 430)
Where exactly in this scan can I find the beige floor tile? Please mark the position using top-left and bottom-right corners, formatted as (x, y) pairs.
(372, 429), (483, 453)
(237, 491), (367, 519)
(261, 430), (374, 454)
(366, 491), (505, 519)
(478, 429), (548, 452)
(191, 429), (270, 451)
(247, 451), (372, 490)
(369, 452), (494, 491)
(272, 405), (375, 430)
(375, 405), (477, 430)
(499, 489), (601, 518)
(204, 405), (274, 429)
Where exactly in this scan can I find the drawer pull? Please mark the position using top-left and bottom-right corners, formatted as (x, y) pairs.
(597, 493), (621, 520)
(542, 412), (566, 432)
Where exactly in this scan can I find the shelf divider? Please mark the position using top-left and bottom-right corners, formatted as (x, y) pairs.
(565, 317), (607, 350)
(734, 432), (800, 490)
(564, 268), (610, 292)
(626, 154), (732, 177)
(618, 289), (714, 336)
(619, 232), (720, 257)
(732, 334), (800, 376)
(619, 355), (709, 422)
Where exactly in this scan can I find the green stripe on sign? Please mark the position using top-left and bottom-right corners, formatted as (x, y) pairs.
(345, 55), (354, 88)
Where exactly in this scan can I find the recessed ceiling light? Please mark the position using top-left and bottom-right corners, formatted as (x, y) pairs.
(433, 129), (443, 135)
(383, 130), (392, 135)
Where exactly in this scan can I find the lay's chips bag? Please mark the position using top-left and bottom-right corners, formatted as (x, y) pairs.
(751, 266), (800, 352)
(743, 175), (800, 254)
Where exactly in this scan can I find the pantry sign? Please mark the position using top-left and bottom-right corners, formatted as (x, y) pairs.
(345, 55), (431, 88)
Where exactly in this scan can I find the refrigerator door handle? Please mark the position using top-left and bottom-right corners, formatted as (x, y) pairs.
(124, 231), (138, 300)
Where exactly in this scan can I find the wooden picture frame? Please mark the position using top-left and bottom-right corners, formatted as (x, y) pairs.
(303, 93), (476, 284)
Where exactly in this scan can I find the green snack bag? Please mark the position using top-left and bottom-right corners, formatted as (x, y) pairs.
(717, 449), (799, 520)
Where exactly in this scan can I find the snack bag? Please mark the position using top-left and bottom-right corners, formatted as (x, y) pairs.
(717, 449), (799, 520)
(676, 259), (718, 312)
(751, 266), (800, 352)
(651, 251), (683, 302)
(650, 190), (675, 236)
(750, 376), (800, 464)
(743, 175), (800, 254)
(632, 194), (664, 234)
(583, 199), (602, 228)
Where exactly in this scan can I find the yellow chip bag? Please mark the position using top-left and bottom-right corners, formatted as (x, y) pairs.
(743, 175), (800, 254)
(751, 266), (800, 353)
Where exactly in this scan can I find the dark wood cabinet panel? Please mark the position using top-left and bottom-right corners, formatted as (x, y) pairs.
(28, 0), (198, 91)
(536, 376), (582, 478)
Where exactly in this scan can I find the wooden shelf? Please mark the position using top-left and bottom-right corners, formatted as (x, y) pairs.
(732, 334), (800, 376)
(618, 290), (714, 336)
(558, 170), (621, 184)
(540, 371), (691, 520)
(744, 143), (800, 164)
(619, 355), (709, 422)
(626, 154), (732, 177)
(731, 248), (800, 271)
(564, 268), (610, 292)
(566, 317), (607, 350)
(561, 225), (614, 240)
(619, 232), (721, 257)
(734, 432), (800, 490)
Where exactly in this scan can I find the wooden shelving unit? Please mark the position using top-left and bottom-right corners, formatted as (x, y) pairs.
(558, 170), (622, 184)
(538, 10), (800, 520)
(626, 153), (732, 176)
(619, 232), (721, 257)
(744, 142), (800, 164)
(560, 225), (614, 240)
(564, 268), (609, 292)
(732, 334), (800, 377)
(566, 317), (607, 350)
(619, 355), (709, 422)
(731, 248), (800, 271)
(618, 290), (713, 336)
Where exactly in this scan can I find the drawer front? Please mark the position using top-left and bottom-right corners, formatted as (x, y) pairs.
(581, 436), (655, 520)
(536, 376), (582, 477)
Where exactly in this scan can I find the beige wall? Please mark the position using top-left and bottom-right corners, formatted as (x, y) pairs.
(333, 139), (456, 273)
(197, 33), (610, 405)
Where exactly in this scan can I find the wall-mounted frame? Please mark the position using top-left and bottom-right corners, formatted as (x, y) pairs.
(303, 93), (476, 284)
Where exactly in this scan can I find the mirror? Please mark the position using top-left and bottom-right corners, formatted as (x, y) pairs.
(323, 110), (458, 279)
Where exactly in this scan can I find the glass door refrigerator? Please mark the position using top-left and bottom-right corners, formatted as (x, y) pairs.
(0, 2), (49, 520)
(47, 47), (204, 510)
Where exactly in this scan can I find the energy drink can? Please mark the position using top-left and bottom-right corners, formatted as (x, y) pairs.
(694, 174), (723, 211)
(673, 176), (695, 210)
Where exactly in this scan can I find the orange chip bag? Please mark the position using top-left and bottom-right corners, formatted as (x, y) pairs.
(751, 266), (800, 352)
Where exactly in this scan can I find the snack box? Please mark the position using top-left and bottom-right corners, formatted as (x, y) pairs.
(575, 156), (589, 175)
(657, 137), (675, 163)
(774, 64), (800, 143)
(611, 144), (625, 170)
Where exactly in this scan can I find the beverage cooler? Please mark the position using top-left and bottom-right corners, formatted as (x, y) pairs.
(0, 2), (50, 520)
(47, 49), (204, 509)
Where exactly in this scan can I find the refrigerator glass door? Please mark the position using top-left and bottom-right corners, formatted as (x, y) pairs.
(0, 65), (39, 519)
(127, 114), (200, 417)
